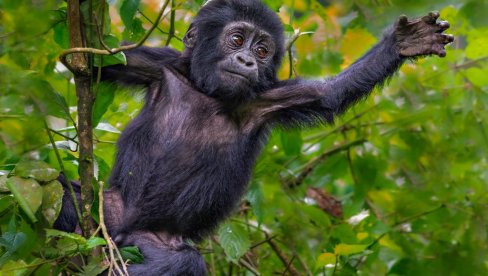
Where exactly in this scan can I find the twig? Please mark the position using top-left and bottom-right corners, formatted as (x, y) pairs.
(250, 234), (277, 249)
(296, 255), (313, 276)
(137, 9), (181, 41)
(44, 121), (83, 224)
(266, 235), (301, 276)
(239, 259), (260, 276)
(98, 181), (129, 276)
(60, 0), (171, 72)
(282, 255), (296, 275)
(49, 128), (78, 143)
(165, 0), (176, 46)
(393, 204), (444, 227)
(284, 138), (367, 187)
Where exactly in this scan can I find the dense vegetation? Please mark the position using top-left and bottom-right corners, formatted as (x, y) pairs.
(1, 0), (487, 275)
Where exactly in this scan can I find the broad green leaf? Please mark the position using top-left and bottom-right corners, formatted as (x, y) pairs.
(85, 237), (107, 250)
(0, 195), (14, 213)
(315, 252), (336, 268)
(120, 246), (144, 264)
(246, 181), (264, 224)
(92, 83), (116, 127)
(93, 35), (127, 67)
(45, 229), (86, 243)
(0, 231), (27, 266)
(217, 222), (250, 263)
(53, 22), (69, 49)
(122, 17), (145, 42)
(0, 260), (28, 275)
(41, 180), (64, 226)
(465, 67), (488, 87)
(465, 37), (488, 60)
(6, 177), (43, 223)
(79, 262), (109, 276)
(15, 161), (59, 182)
(120, 0), (140, 30)
(280, 129), (302, 156)
(334, 243), (369, 256)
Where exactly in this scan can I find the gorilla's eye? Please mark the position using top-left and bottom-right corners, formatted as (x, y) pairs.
(256, 46), (268, 59)
(232, 35), (244, 46)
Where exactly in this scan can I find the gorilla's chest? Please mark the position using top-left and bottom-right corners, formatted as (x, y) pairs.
(145, 70), (252, 162)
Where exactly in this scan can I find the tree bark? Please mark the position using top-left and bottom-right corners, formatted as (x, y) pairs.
(66, 0), (96, 238)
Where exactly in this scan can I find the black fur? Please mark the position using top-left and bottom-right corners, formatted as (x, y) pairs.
(54, 0), (452, 274)
(53, 173), (80, 232)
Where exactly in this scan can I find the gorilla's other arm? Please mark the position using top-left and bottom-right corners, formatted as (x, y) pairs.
(248, 12), (453, 128)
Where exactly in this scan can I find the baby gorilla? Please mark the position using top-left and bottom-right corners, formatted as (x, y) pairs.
(56, 0), (453, 274)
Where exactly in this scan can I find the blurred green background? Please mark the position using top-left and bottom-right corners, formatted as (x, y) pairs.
(1, 0), (487, 275)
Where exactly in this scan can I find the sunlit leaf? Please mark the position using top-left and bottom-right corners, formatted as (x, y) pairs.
(41, 180), (64, 226)
(15, 161), (59, 182)
(315, 252), (336, 268)
(334, 243), (369, 256)
(6, 177), (42, 223)
(218, 222), (250, 262)
(120, 246), (144, 264)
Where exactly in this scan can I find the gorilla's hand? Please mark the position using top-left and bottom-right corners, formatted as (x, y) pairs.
(394, 11), (454, 58)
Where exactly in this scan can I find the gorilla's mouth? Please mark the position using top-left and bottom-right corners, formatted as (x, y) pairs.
(224, 70), (250, 82)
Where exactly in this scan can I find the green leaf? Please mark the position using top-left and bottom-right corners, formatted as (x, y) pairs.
(93, 35), (127, 67)
(0, 195), (14, 213)
(217, 222), (250, 263)
(334, 243), (369, 256)
(41, 180), (64, 226)
(122, 17), (145, 42)
(315, 252), (336, 268)
(79, 262), (109, 276)
(53, 22), (69, 49)
(15, 161), (59, 182)
(120, 0), (140, 30)
(119, 246), (144, 264)
(0, 260), (28, 275)
(6, 177), (43, 223)
(0, 174), (9, 192)
(0, 230), (27, 266)
(465, 37), (488, 60)
(92, 83), (116, 127)
(280, 129), (302, 156)
(84, 237), (107, 250)
(246, 181), (264, 224)
(45, 229), (86, 243)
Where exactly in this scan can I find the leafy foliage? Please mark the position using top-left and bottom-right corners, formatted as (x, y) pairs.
(1, 0), (487, 275)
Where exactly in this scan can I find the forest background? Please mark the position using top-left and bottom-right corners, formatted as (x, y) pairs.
(1, 0), (487, 275)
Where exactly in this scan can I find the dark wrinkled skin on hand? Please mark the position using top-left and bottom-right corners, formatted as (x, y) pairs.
(394, 11), (454, 58)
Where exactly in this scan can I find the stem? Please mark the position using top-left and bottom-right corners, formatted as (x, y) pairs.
(98, 182), (129, 276)
(165, 0), (176, 46)
(266, 236), (301, 276)
(66, 0), (96, 238)
(60, 0), (171, 71)
(44, 121), (83, 224)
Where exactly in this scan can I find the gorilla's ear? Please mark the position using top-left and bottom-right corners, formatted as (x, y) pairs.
(183, 23), (197, 49)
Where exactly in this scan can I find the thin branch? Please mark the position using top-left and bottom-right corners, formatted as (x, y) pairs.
(284, 138), (367, 187)
(44, 121), (83, 225)
(98, 181), (129, 276)
(49, 128), (78, 143)
(239, 259), (260, 276)
(60, 0), (171, 72)
(282, 255), (296, 276)
(137, 9), (182, 41)
(393, 204), (445, 227)
(165, 0), (176, 46)
(266, 235), (301, 276)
